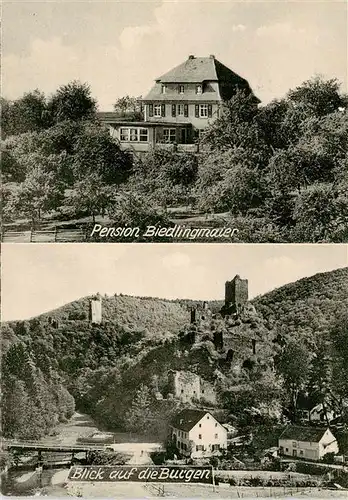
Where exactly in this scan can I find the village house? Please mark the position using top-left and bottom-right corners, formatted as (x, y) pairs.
(99, 55), (258, 154)
(278, 426), (339, 461)
(169, 409), (227, 458)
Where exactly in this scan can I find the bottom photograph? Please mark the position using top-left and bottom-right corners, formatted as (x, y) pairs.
(1, 243), (348, 498)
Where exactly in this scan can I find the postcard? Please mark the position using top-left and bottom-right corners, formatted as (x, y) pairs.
(1, 0), (347, 243)
(1, 243), (348, 497)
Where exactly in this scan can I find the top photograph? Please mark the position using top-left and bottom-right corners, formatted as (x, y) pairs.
(2, 0), (347, 243)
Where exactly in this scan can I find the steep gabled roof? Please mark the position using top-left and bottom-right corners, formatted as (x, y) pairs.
(171, 409), (209, 432)
(279, 426), (331, 443)
(143, 55), (258, 103)
(157, 57), (218, 83)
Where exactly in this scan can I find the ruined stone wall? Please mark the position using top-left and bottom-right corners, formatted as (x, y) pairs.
(200, 378), (217, 405)
(169, 370), (216, 405)
(170, 370), (201, 403)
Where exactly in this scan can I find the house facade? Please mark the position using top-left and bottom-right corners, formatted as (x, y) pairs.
(279, 426), (339, 461)
(169, 409), (227, 458)
(99, 55), (258, 154)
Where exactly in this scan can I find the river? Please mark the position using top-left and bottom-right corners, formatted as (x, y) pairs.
(1, 412), (161, 497)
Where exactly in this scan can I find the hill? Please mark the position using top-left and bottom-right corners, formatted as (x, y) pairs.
(253, 266), (348, 339)
(1, 267), (347, 441)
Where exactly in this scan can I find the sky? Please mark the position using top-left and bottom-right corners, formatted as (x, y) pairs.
(1, 243), (347, 321)
(2, 0), (347, 110)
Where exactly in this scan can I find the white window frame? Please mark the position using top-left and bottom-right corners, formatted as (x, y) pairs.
(177, 104), (184, 116)
(139, 128), (149, 142)
(129, 128), (138, 142)
(120, 127), (148, 143)
(199, 104), (208, 118)
(120, 128), (130, 142)
(179, 85), (185, 94)
(196, 84), (202, 95)
(161, 84), (166, 94)
(154, 105), (162, 117)
(163, 128), (176, 143)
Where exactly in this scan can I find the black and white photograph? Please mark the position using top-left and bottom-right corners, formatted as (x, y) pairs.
(1, 0), (347, 243)
(1, 243), (348, 497)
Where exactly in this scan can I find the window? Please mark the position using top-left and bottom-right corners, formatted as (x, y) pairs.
(196, 445), (203, 451)
(199, 104), (208, 117)
(161, 84), (166, 94)
(212, 444), (220, 451)
(120, 128), (129, 141)
(154, 105), (162, 117)
(215, 423), (217, 427)
(285, 448), (289, 452)
(198, 434), (202, 439)
(179, 85), (185, 94)
(300, 450), (304, 455)
(139, 128), (148, 142)
(196, 84), (202, 94)
(214, 434), (218, 439)
(120, 128), (148, 143)
(293, 441), (297, 448)
(163, 128), (176, 143)
(199, 424), (201, 428)
(207, 416), (209, 419)
(130, 129), (138, 142)
(181, 389), (184, 393)
(177, 104), (184, 116)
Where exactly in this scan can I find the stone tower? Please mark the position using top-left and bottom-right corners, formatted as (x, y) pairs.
(225, 275), (248, 312)
(89, 294), (102, 324)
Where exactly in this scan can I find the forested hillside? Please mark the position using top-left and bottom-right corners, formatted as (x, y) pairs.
(2, 268), (347, 441)
(253, 266), (348, 339)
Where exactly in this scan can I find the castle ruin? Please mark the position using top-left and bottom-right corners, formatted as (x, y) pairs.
(168, 370), (217, 405)
(89, 295), (102, 324)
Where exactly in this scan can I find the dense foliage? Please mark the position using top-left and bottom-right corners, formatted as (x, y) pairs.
(2, 268), (347, 442)
(2, 77), (347, 241)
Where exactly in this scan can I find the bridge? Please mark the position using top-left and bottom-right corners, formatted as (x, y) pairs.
(2, 439), (106, 454)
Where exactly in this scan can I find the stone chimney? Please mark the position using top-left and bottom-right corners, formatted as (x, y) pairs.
(209, 54), (215, 59)
(188, 55), (195, 59)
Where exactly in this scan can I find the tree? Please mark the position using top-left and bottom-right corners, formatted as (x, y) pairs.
(125, 384), (154, 434)
(71, 123), (132, 184)
(9, 162), (64, 226)
(277, 341), (311, 421)
(196, 148), (268, 213)
(287, 77), (345, 117)
(48, 81), (97, 122)
(113, 96), (143, 121)
(291, 183), (348, 242)
(330, 314), (348, 404)
(1, 90), (49, 137)
(200, 89), (268, 158)
(109, 192), (171, 239)
(68, 174), (116, 223)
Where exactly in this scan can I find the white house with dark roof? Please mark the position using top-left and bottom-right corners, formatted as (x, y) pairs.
(99, 54), (258, 154)
(169, 408), (227, 458)
(279, 426), (338, 461)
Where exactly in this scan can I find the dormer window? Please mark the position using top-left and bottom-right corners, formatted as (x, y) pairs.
(179, 85), (185, 94)
(196, 84), (202, 95)
(161, 84), (166, 94)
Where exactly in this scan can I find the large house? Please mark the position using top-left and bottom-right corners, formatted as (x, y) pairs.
(279, 426), (339, 461)
(99, 55), (258, 154)
(169, 409), (227, 458)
